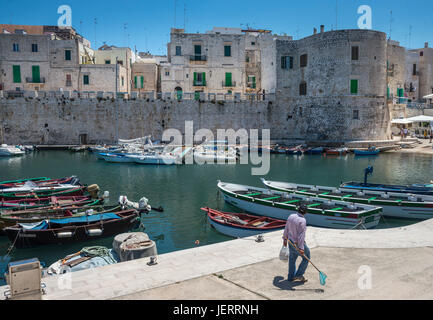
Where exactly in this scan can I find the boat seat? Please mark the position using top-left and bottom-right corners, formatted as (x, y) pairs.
(307, 203), (321, 208)
(281, 200), (300, 204)
(262, 196), (281, 201)
(368, 197), (377, 201)
(244, 193), (262, 197)
(328, 207), (343, 212)
(320, 192), (330, 196)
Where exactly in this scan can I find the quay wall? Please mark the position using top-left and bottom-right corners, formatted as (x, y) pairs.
(0, 95), (391, 145)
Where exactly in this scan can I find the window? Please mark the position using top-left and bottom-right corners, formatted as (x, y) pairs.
(175, 46), (181, 56)
(135, 76), (144, 89)
(12, 65), (21, 83)
(121, 76), (124, 87)
(246, 56), (250, 63)
(300, 54), (308, 68)
(350, 79), (358, 95)
(353, 110), (359, 120)
(420, 51), (424, 57)
(105, 60), (111, 64)
(193, 72), (206, 86)
(65, 50), (71, 61)
(13, 43), (19, 52)
(83, 75), (89, 85)
(165, 71), (170, 76)
(351, 46), (359, 61)
(281, 56), (293, 69)
(66, 74), (72, 86)
(194, 45), (201, 55)
(224, 45), (231, 57)
(32, 66), (40, 83)
(225, 72), (232, 86)
(413, 64), (417, 76)
(251, 42), (255, 46)
(118, 60), (123, 65)
(281, 56), (287, 69)
(247, 75), (256, 89)
(31, 44), (38, 52)
(299, 82), (307, 95)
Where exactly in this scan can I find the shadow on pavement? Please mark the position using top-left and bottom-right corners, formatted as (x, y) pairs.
(273, 276), (325, 293)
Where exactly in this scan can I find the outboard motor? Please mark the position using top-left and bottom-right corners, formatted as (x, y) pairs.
(364, 166), (374, 186)
(69, 176), (82, 186)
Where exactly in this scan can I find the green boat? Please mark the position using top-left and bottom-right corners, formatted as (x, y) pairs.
(261, 179), (433, 220)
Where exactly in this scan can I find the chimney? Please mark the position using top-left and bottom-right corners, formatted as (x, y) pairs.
(313, 28), (317, 35)
(425, 42), (429, 48)
(320, 25), (325, 33)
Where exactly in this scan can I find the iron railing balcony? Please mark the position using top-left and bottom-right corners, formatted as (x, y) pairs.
(26, 77), (45, 84)
(222, 81), (236, 87)
(190, 55), (207, 62)
(193, 81), (206, 86)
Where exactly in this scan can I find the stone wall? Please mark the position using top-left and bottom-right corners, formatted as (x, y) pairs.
(0, 93), (391, 145)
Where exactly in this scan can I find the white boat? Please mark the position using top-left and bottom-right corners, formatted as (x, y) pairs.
(262, 179), (433, 220)
(0, 144), (25, 157)
(193, 145), (237, 164)
(126, 152), (178, 165)
(99, 153), (136, 163)
(217, 181), (382, 229)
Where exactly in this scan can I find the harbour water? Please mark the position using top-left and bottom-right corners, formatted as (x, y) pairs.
(0, 150), (431, 283)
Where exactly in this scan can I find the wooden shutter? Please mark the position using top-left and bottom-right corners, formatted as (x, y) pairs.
(140, 76), (144, 89)
(202, 72), (206, 86)
(225, 73), (232, 86)
(12, 65), (21, 83)
(350, 79), (358, 94)
(32, 65), (40, 83)
(134, 76), (137, 89)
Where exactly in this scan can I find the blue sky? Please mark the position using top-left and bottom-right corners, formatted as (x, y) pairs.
(1, 0), (432, 55)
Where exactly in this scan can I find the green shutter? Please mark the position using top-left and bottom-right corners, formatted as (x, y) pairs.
(12, 65), (21, 83)
(194, 45), (201, 55)
(225, 73), (232, 86)
(134, 76), (137, 89)
(224, 45), (231, 57)
(32, 65), (40, 83)
(252, 76), (256, 89)
(202, 72), (206, 86)
(140, 76), (144, 89)
(83, 75), (89, 85)
(387, 87), (390, 99)
(193, 72), (197, 86)
(65, 50), (71, 61)
(350, 79), (358, 94)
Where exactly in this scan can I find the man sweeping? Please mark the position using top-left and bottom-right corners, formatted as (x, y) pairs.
(283, 204), (310, 283)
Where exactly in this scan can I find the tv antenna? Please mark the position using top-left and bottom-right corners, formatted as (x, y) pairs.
(389, 10), (394, 40)
(94, 18), (97, 48)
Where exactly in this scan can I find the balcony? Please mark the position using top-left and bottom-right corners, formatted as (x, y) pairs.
(26, 77), (46, 84)
(246, 82), (256, 89)
(193, 81), (206, 87)
(190, 55), (207, 62)
(222, 81), (236, 87)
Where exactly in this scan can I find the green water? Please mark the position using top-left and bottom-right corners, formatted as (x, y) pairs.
(0, 151), (432, 277)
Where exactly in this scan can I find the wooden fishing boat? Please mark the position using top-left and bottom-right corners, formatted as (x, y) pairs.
(0, 195), (102, 210)
(271, 146), (288, 154)
(0, 205), (121, 231)
(0, 185), (87, 201)
(217, 181), (382, 229)
(354, 149), (380, 156)
(262, 179), (433, 220)
(201, 207), (285, 238)
(286, 145), (303, 155)
(0, 176), (80, 190)
(0, 177), (51, 188)
(340, 181), (433, 195)
(4, 209), (140, 248)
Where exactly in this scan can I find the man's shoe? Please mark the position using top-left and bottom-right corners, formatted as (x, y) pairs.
(292, 276), (308, 283)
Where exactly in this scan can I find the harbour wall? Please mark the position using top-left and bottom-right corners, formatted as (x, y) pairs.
(0, 95), (391, 145)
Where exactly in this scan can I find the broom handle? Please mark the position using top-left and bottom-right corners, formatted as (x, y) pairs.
(286, 238), (321, 273)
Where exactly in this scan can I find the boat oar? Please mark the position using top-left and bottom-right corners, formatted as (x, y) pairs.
(286, 238), (327, 286)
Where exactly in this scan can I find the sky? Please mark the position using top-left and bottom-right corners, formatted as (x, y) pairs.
(1, 0), (432, 55)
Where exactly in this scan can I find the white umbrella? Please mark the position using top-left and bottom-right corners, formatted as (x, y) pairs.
(391, 119), (412, 124)
(406, 115), (433, 122)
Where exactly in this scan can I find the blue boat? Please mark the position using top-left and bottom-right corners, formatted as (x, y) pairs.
(303, 147), (324, 155)
(354, 149), (380, 156)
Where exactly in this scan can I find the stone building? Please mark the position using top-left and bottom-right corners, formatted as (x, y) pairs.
(406, 43), (433, 103)
(161, 27), (291, 96)
(275, 27), (393, 141)
(0, 25), (129, 94)
(131, 58), (160, 93)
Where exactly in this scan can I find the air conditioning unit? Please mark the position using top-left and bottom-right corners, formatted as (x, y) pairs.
(3, 258), (45, 300)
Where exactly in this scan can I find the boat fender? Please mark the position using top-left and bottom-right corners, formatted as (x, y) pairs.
(408, 196), (417, 202)
(357, 191), (364, 196)
(87, 229), (103, 236)
(57, 231), (73, 238)
(381, 193), (390, 199)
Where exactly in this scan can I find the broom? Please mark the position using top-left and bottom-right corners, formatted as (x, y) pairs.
(286, 238), (327, 286)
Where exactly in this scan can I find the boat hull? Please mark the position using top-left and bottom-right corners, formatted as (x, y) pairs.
(220, 192), (380, 229)
(4, 212), (140, 248)
(207, 215), (283, 238)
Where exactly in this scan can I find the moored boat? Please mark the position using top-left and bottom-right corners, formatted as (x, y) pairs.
(201, 207), (286, 238)
(217, 181), (382, 229)
(0, 185), (87, 201)
(340, 181), (433, 195)
(0, 195), (102, 210)
(286, 145), (303, 155)
(126, 152), (178, 165)
(0, 144), (25, 157)
(98, 153), (136, 163)
(4, 209), (140, 248)
(325, 148), (348, 156)
(0, 176), (80, 190)
(354, 149), (380, 156)
(302, 147), (324, 155)
(262, 179), (433, 220)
